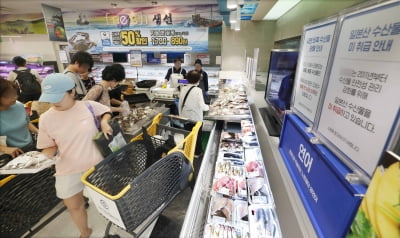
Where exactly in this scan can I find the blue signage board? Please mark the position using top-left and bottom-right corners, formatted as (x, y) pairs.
(279, 113), (366, 238)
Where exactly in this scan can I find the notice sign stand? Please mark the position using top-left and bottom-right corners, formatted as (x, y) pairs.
(279, 113), (366, 238)
(316, 0), (400, 176)
(292, 19), (336, 124)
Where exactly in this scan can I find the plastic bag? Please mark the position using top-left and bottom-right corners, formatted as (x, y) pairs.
(120, 100), (130, 117)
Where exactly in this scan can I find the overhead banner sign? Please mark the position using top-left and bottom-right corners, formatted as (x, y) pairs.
(66, 27), (208, 53)
(279, 113), (365, 238)
(41, 4), (67, 41)
(62, 5), (222, 53)
(317, 0), (400, 175)
(292, 19), (336, 124)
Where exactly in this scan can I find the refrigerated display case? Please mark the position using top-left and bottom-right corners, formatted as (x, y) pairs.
(181, 78), (283, 238)
(0, 61), (55, 79)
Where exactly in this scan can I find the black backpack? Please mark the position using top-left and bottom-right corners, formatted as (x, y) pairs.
(14, 69), (41, 95)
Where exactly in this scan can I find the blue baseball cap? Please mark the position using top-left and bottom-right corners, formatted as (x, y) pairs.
(39, 73), (75, 103)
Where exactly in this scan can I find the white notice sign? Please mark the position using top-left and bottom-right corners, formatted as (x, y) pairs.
(293, 20), (336, 123)
(317, 1), (400, 175)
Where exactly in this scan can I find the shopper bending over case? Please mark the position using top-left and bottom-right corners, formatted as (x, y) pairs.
(83, 63), (127, 114)
(0, 79), (38, 159)
(64, 51), (94, 99)
(178, 70), (209, 157)
(37, 73), (112, 238)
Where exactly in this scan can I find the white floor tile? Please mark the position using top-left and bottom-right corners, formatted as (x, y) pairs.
(30, 189), (156, 238)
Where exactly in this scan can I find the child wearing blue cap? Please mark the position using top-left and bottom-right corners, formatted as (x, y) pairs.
(37, 73), (112, 238)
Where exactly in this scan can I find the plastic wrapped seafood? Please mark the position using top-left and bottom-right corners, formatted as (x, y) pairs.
(245, 161), (264, 178)
(209, 196), (235, 223)
(248, 205), (280, 238)
(212, 176), (238, 197)
(247, 178), (271, 204)
(203, 223), (248, 238)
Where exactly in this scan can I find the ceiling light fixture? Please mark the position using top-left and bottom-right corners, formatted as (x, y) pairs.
(263, 0), (302, 20)
(227, 0), (238, 10)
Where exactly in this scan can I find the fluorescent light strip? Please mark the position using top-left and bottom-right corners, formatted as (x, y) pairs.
(263, 0), (301, 20)
(227, 0), (238, 9)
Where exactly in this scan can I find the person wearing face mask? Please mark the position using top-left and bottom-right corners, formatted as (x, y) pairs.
(0, 79), (38, 160)
(163, 58), (187, 87)
(83, 64), (126, 114)
(194, 59), (209, 104)
(179, 70), (209, 158)
(64, 51), (94, 99)
(37, 73), (112, 238)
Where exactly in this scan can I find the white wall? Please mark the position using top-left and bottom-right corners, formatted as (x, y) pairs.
(221, 21), (276, 72)
(274, 0), (367, 41)
(0, 34), (57, 61)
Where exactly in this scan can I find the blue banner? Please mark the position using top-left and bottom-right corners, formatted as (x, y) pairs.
(62, 5), (222, 53)
(279, 113), (366, 238)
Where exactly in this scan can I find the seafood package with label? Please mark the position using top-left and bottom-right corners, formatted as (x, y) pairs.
(221, 132), (241, 142)
(219, 141), (243, 153)
(234, 200), (249, 224)
(241, 120), (255, 137)
(248, 205), (281, 238)
(245, 161), (265, 178)
(203, 223), (250, 238)
(215, 161), (246, 178)
(241, 133), (259, 148)
(212, 176), (238, 197)
(247, 178), (272, 205)
(209, 196), (235, 223)
(243, 148), (262, 163)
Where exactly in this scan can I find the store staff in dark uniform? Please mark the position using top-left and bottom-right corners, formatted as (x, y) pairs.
(163, 58), (187, 86)
(194, 59), (209, 104)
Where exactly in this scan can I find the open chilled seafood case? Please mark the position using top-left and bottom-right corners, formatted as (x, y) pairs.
(181, 85), (282, 238)
(112, 102), (169, 136)
(205, 84), (252, 121)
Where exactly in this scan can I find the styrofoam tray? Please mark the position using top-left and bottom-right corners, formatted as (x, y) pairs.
(0, 151), (55, 174)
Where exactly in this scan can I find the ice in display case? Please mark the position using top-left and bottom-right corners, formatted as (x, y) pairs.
(0, 61), (55, 79)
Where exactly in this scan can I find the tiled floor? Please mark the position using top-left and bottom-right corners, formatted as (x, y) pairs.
(28, 186), (193, 238)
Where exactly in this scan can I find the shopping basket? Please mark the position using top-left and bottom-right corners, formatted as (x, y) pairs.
(81, 141), (192, 237)
(0, 167), (61, 238)
(131, 113), (202, 168)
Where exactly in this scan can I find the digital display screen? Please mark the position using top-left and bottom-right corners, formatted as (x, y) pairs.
(264, 50), (298, 119)
(112, 53), (128, 63)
